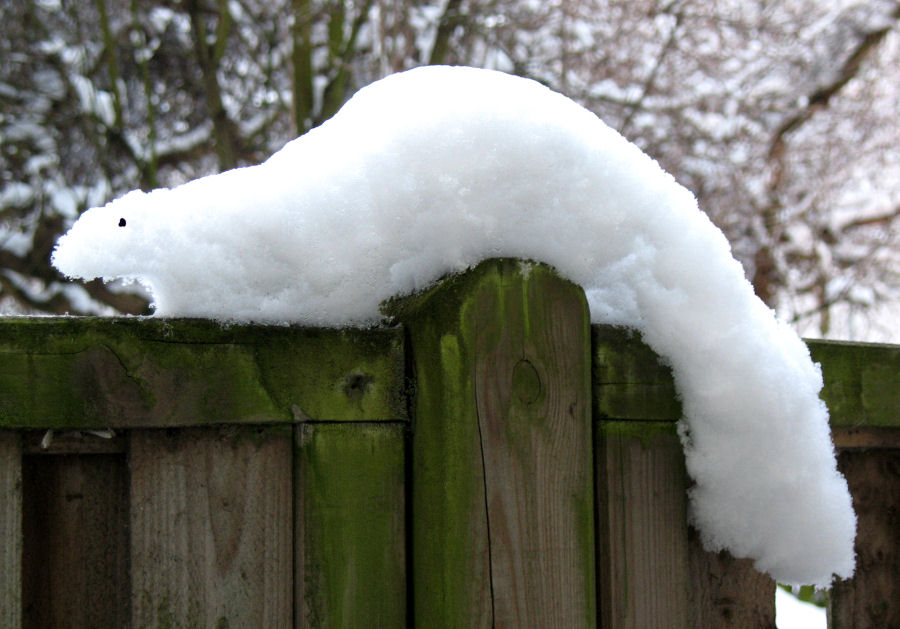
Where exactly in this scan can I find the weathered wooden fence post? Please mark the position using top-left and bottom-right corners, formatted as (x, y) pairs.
(0, 319), (408, 629)
(129, 425), (293, 627)
(0, 430), (22, 627)
(830, 446), (900, 628)
(2, 266), (898, 628)
(809, 340), (900, 629)
(388, 258), (596, 628)
(593, 326), (776, 628)
(295, 420), (407, 628)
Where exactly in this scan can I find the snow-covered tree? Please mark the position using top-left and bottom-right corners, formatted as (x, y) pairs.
(1, 0), (898, 340)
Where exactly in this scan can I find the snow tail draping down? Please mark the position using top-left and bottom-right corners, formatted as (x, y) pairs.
(52, 65), (855, 586)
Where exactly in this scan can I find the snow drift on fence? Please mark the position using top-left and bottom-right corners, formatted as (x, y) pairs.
(52, 65), (855, 586)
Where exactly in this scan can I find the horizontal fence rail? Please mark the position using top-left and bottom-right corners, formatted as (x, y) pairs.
(0, 259), (898, 628)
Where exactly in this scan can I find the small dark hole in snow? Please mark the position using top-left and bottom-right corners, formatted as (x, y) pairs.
(118, 218), (126, 227)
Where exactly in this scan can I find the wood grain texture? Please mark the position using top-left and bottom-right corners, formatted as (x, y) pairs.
(591, 327), (900, 429)
(0, 318), (406, 428)
(830, 449), (900, 629)
(592, 326), (681, 421)
(595, 422), (690, 628)
(0, 431), (22, 628)
(471, 269), (595, 628)
(129, 426), (292, 628)
(832, 426), (900, 449)
(296, 422), (406, 629)
(688, 527), (775, 628)
(21, 453), (130, 629)
(392, 259), (596, 629)
(807, 339), (900, 428)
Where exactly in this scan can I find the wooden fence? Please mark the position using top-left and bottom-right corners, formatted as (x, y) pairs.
(0, 258), (897, 628)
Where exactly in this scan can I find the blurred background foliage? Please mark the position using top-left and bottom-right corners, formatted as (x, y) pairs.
(1, 0), (898, 340)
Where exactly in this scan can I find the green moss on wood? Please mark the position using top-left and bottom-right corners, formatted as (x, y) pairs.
(592, 325), (682, 421)
(0, 317), (405, 428)
(808, 339), (900, 428)
(297, 422), (406, 628)
(2, 277), (897, 434)
(597, 419), (680, 449)
(391, 258), (596, 628)
(592, 328), (900, 429)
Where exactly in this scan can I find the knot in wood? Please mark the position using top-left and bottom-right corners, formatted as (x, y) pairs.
(342, 372), (374, 403)
(511, 358), (541, 405)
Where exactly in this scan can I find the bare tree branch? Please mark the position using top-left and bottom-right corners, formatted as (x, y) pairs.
(320, 0), (375, 123)
(768, 6), (900, 181)
(840, 205), (900, 232)
(621, 6), (683, 136)
(186, 0), (242, 170)
(756, 6), (900, 309)
(428, 0), (466, 66)
(291, 0), (315, 134)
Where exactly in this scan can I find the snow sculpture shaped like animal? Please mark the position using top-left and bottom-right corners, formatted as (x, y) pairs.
(53, 65), (855, 586)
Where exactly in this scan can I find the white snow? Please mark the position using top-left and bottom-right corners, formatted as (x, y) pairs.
(0, 182), (34, 209)
(776, 587), (827, 629)
(71, 75), (116, 127)
(51, 65), (855, 586)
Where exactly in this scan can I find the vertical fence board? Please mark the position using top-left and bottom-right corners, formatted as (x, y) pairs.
(593, 325), (776, 629)
(389, 259), (596, 629)
(0, 277), (898, 629)
(295, 422), (406, 629)
(0, 431), (21, 628)
(688, 529), (775, 628)
(595, 421), (689, 628)
(130, 426), (292, 628)
(830, 448), (900, 629)
(22, 452), (130, 629)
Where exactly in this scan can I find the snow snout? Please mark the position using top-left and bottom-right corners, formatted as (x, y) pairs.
(52, 190), (157, 282)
